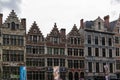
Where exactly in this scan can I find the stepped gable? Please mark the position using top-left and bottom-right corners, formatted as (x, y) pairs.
(67, 24), (84, 46)
(4, 10), (20, 24)
(2, 10), (26, 29)
(67, 24), (81, 37)
(48, 23), (60, 36)
(27, 21), (43, 36)
(26, 21), (44, 44)
(46, 23), (60, 40)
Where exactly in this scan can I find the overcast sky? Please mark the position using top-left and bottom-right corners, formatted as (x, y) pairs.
(0, 0), (120, 36)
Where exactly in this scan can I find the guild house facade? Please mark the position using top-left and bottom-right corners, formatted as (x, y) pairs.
(0, 10), (120, 80)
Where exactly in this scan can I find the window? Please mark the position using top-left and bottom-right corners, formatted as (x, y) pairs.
(54, 48), (59, 55)
(60, 48), (65, 55)
(70, 37), (74, 44)
(39, 46), (44, 54)
(11, 22), (15, 30)
(47, 47), (52, 54)
(27, 58), (45, 67)
(33, 35), (37, 43)
(18, 36), (24, 46)
(88, 47), (92, 56)
(30, 35), (32, 41)
(88, 35), (91, 44)
(60, 59), (65, 67)
(95, 36), (98, 45)
(54, 58), (59, 66)
(74, 38), (77, 44)
(115, 37), (119, 43)
(53, 37), (59, 44)
(3, 35), (24, 46)
(3, 34), (9, 45)
(102, 48), (106, 57)
(116, 48), (119, 56)
(39, 36), (44, 42)
(27, 71), (45, 80)
(98, 22), (101, 30)
(116, 60), (120, 70)
(110, 63), (113, 73)
(78, 38), (80, 44)
(47, 72), (53, 80)
(3, 67), (19, 79)
(68, 60), (73, 68)
(108, 38), (112, 46)
(96, 62), (99, 73)
(3, 50), (24, 62)
(79, 60), (84, 68)
(68, 48), (72, 56)
(79, 49), (84, 56)
(102, 37), (105, 45)
(74, 49), (78, 56)
(95, 48), (99, 57)
(47, 58), (52, 66)
(74, 60), (78, 68)
(33, 47), (37, 54)
(88, 62), (92, 72)
(109, 49), (112, 58)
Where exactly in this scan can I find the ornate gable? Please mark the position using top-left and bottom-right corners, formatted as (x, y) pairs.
(67, 24), (84, 45)
(47, 23), (60, 37)
(2, 10), (24, 30)
(5, 10), (20, 23)
(28, 21), (43, 36)
(46, 23), (62, 44)
(67, 24), (80, 37)
(26, 21), (44, 44)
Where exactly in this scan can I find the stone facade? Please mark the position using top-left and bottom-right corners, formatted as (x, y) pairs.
(0, 10), (26, 80)
(80, 16), (116, 80)
(0, 10), (120, 80)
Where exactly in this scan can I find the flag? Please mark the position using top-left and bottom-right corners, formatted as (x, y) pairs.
(20, 66), (27, 80)
(104, 65), (109, 74)
(53, 66), (60, 80)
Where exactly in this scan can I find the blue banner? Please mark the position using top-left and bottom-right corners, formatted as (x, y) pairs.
(20, 66), (27, 80)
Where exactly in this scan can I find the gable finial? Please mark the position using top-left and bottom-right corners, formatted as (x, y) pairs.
(12, 10), (14, 12)
(54, 22), (57, 27)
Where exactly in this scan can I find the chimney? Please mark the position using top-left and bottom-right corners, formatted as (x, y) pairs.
(80, 19), (84, 29)
(21, 18), (26, 28)
(104, 15), (110, 29)
(60, 28), (66, 36)
(0, 13), (3, 26)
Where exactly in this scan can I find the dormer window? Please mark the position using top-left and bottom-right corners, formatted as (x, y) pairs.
(98, 22), (101, 30)
(11, 22), (15, 30)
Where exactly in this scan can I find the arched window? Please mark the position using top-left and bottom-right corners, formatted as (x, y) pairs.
(74, 72), (79, 80)
(11, 22), (15, 30)
(68, 72), (73, 80)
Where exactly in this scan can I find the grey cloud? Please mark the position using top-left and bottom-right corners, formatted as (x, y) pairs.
(0, 0), (22, 13)
(111, 0), (120, 5)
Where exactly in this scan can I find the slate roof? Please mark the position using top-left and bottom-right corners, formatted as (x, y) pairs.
(84, 21), (94, 29)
